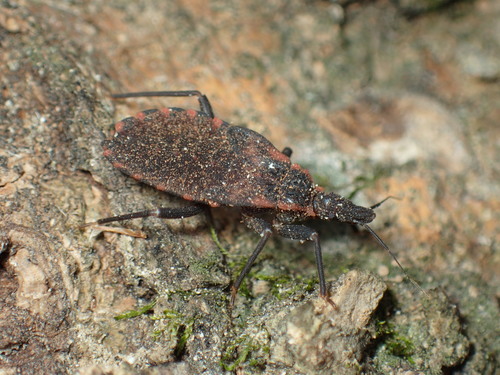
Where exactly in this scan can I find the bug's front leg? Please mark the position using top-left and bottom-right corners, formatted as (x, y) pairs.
(231, 214), (273, 306)
(273, 223), (336, 308)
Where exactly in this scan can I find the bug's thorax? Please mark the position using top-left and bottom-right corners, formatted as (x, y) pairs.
(312, 191), (376, 224)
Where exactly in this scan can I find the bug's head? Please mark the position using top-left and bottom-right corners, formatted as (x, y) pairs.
(313, 192), (375, 224)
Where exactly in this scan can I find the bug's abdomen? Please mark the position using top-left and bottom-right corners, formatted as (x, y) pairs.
(103, 109), (315, 211)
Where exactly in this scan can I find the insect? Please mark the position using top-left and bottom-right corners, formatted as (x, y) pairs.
(87, 90), (405, 307)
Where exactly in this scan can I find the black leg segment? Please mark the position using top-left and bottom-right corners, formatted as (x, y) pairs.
(112, 90), (215, 119)
(274, 224), (335, 307)
(231, 215), (273, 305)
(86, 205), (204, 226)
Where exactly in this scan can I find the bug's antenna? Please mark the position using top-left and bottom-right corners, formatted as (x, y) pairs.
(370, 196), (401, 210)
(363, 224), (429, 297)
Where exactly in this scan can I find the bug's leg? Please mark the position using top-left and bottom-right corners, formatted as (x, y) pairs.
(231, 214), (273, 306)
(281, 147), (293, 158)
(274, 223), (336, 308)
(83, 205), (204, 227)
(112, 90), (214, 118)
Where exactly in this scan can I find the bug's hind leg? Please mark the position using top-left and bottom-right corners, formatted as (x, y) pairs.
(231, 214), (273, 306)
(274, 223), (336, 308)
(112, 90), (215, 118)
(82, 205), (204, 227)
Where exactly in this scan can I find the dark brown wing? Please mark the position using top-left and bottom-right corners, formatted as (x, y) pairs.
(103, 108), (314, 209)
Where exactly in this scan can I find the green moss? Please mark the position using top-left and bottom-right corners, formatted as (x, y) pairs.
(210, 225), (229, 255)
(189, 249), (224, 279)
(385, 334), (415, 363)
(114, 297), (209, 358)
(221, 334), (269, 371)
(375, 321), (416, 364)
(151, 309), (195, 358)
(254, 273), (317, 300)
(253, 273), (293, 299)
(236, 277), (254, 300)
(230, 259), (318, 303)
(113, 299), (157, 320)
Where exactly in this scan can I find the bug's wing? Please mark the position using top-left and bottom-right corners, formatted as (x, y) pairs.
(103, 109), (312, 209)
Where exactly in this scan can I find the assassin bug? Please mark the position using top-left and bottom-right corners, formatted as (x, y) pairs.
(86, 90), (414, 306)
